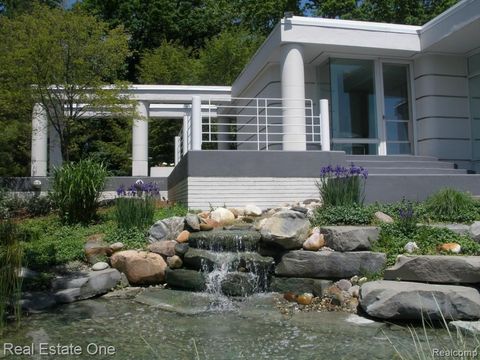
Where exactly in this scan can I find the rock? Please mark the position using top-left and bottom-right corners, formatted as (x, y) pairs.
(188, 230), (261, 252)
(21, 292), (57, 313)
(149, 216), (185, 242)
(449, 320), (480, 335)
(303, 199), (320, 205)
(335, 279), (352, 291)
(210, 208), (235, 224)
(200, 223), (214, 231)
(200, 218), (220, 230)
(165, 268), (206, 291)
(167, 255), (183, 269)
(404, 241), (419, 253)
(296, 293), (314, 305)
(109, 242), (124, 252)
(92, 262), (109, 271)
(18, 267), (40, 279)
(469, 221), (480, 242)
(429, 223), (470, 235)
(291, 206), (308, 215)
(302, 228), (325, 251)
(270, 277), (332, 297)
(176, 230), (190, 243)
(348, 285), (360, 298)
(350, 275), (359, 285)
(185, 214), (201, 232)
(221, 272), (256, 296)
(174, 243), (189, 256)
(360, 280), (480, 321)
(198, 211), (210, 219)
(283, 292), (297, 302)
(320, 226), (379, 252)
(374, 211), (394, 223)
(437, 243), (461, 254)
(325, 286), (345, 306)
(260, 210), (310, 250)
(384, 255), (480, 284)
(110, 250), (167, 285)
(275, 251), (386, 279)
(84, 234), (111, 264)
(148, 240), (177, 257)
(244, 204), (262, 216)
(53, 269), (122, 304)
(183, 248), (274, 276)
(358, 277), (368, 285)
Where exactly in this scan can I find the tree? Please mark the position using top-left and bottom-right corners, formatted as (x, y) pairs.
(308, 0), (460, 25)
(0, 0), (63, 16)
(0, 5), (132, 163)
(197, 29), (265, 86)
(138, 40), (198, 85)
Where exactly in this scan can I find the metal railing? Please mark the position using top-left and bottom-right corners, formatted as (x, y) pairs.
(174, 96), (330, 164)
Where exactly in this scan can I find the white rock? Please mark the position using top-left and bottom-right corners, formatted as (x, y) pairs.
(244, 204), (263, 216)
(92, 262), (110, 271)
(210, 208), (235, 223)
(404, 241), (419, 253)
(110, 242), (124, 252)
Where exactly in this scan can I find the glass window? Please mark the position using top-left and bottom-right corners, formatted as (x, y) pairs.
(330, 58), (377, 140)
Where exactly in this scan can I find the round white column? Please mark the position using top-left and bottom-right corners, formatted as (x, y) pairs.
(31, 103), (48, 176)
(217, 117), (230, 150)
(281, 43), (306, 151)
(132, 101), (149, 176)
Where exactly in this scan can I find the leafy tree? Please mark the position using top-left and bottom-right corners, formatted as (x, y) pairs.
(0, 0), (63, 16)
(197, 29), (265, 85)
(0, 5), (132, 163)
(138, 40), (198, 85)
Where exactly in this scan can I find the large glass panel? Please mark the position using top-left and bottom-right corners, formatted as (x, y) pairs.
(330, 59), (377, 141)
(383, 63), (412, 154)
(332, 143), (378, 155)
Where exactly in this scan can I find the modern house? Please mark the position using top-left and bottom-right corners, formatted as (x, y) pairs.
(29, 0), (480, 209)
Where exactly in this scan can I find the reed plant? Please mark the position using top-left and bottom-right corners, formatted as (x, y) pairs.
(0, 221), (23, 334)
(50, 159), (108, 224)
(316, 164), (368, 207)
(114, 196), (155, 230)
(424, 188), (478, 223)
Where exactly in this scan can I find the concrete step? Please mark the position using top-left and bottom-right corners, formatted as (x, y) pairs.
(366, 167), (467, 175)
(346, 155), (439, 162)
(348, 160), (456, 169)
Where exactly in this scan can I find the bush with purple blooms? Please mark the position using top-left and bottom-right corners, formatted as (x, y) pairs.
(316, 164), (368, 207)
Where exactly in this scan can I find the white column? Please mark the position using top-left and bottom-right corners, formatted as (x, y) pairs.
(281, 43), (306, 151)
(174, 136), (181, 165)
(320, 99), (331, 151)
(191, 96), (202, 151)
(31, 103), (48, 176)
(132, 101), (149, 176)
(183, 115), (189, 155)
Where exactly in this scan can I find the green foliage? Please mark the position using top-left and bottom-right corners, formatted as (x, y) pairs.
(374, 223), (480, 266)
(105, 227), (147, 250)
(114, 197), (155, 231)
(50, 160), (108, 224)
(317, 176), (365, 207)
(312, 204), (375, 226)
(0, 221), (23, 333)
(153, 203), (188, 221)
(424, 188), (479, 223)
(25, 196), (54, 217)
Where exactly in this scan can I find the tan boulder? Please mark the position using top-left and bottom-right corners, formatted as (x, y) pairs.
(148, 240), (177, 257)
(176, 230), (190, 243)
(110, 250), (167, 285)
(302, 228), (325, 251)
(296, 293), (314, 305)
(374, 211), (394, 224)
(210, 207), (235, 224)
(167, 255), (183, 269)
(437, 243), (461, 254)
(84, 233), (111, 264)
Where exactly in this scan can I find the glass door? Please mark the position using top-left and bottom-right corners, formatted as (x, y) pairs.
(382, 63), (413, 154)
(330, 58), (378, 154)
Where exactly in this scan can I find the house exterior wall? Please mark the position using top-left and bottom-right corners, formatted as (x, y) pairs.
(413, 54), (472, 169)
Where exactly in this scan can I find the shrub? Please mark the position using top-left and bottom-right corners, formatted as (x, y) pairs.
(154, 203), (188, 221)
(114, 197), (155, 230)
(424, 188), (478, 223)
(312, 204), (375, 226)
(26, 196), (53, 217)
(0, 221), (23, 333)
(50, 159), (108, 224)
(316, 164), (368, 207)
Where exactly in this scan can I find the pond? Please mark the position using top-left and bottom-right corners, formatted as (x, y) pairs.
(1, 289), (456, 360)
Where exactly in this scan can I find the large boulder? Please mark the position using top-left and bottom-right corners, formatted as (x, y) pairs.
(360, 280), (480, 321)
(244, 204), (263, 217)
(210, 208), (235, 224)
(148, 240), (177, 257)
(84, 234), (111, 264)
(165, 268), (206, 291)
(320, 226), (379, 252)
(149, 216), (185, 242)
(53, 269), (122, 304)
(221, 272), (257, 297)
(469, 221), (480, 243)
(185, 214), (201, 232)
(275, 251), (386, 279)
(188, 230), (261, 252)
(384, 255), (480, 284)
(260, 210), (310, 250)
(110, 250), (167, 285)
(270, 277), (332, 297)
